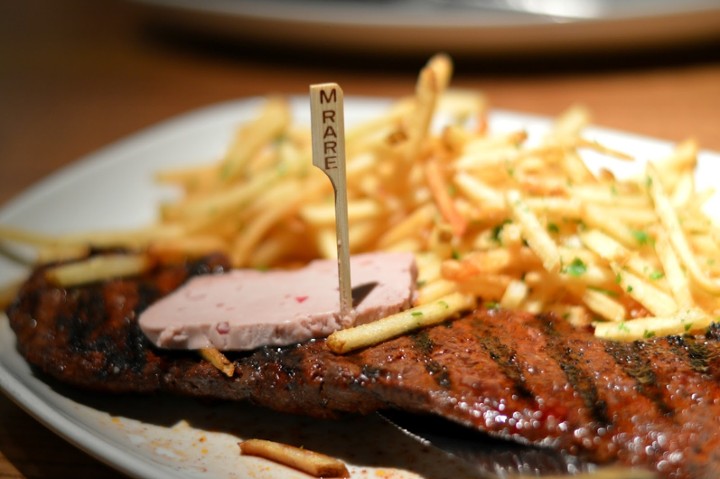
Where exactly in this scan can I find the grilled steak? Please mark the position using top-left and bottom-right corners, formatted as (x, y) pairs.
(6, 254), (720, 478)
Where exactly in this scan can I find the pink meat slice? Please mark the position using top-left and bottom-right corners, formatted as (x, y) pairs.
(139, 251), (417, 350)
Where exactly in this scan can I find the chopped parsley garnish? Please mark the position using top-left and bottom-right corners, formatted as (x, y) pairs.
(631, 229), (652, 246)
(490, 220), (511, 244)
(649, 270), (664, 280)
(589, 286), (619, 297)
(563, 257), (587, 277)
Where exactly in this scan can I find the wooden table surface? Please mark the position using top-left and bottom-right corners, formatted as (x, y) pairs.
(1, 1), (719, 477)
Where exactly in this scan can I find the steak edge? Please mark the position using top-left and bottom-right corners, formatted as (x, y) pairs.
(6, 254), (720, 478)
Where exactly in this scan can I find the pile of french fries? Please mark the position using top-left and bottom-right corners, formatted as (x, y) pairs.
(1, 53), (719, 342)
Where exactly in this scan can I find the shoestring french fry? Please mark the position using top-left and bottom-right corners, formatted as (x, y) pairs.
(1, 53), (718, 342)
(199, 348), (235, 378)
(44, 253), (153, 287)
(506, 189), (562, 273)
(238, 439), (349, 478)
(220, 97), (291, 183)
(648, 163), (720, 295)
(327, 292), (475, 354)
(425, 159), (467, 237)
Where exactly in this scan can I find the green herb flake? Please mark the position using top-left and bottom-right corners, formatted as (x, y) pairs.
(438, 300), (449, 309)
(484, 301), (499, 310)
(643, 329), (656, 339)
(411, 311), (424, 317)
(626, 285), (634, 293)
(615, 273), (622, 284)
(649, 270), (664, 280)
(491, 220), (511, 244)
(589, 286), (619, 297)
(631, 229), (652, 246)
(547, 223), (560, 234)
(563, 257), (587, 277)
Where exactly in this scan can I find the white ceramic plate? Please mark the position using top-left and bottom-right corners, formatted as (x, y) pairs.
(130, 0), (720, 56)
(0, 97), (718, 479)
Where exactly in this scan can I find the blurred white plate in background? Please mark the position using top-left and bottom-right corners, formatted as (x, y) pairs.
(130, 0), (720, 56)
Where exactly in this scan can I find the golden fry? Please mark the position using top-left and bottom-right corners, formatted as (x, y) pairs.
(199, 348), (235, 377)
(327, 292), (475, 354)
(44, 253), (153, 287)
(220, 97), (291, 182)
(425, 159), (467, 237)
(239, 439), (349, 478)
(648, 163), (720, 294)
(594, 309), (710, 341)
(506, 190), (561, 273)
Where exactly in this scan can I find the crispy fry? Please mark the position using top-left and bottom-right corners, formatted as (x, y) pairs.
(500, 279), (529, 309)
(648, 163), (720, 294)
(506, 190), (561, 273)
(425, 159), (467, 237)
(655, 230), (694, 310)
(220, 97), (291, 182)
(44, 253), (153, 287)
(377, 203), (436, 249)
(416, 278), (458, 305)
(199, 348), (235, 377)
(327, 292), (475, 354)
(239, 439), (349, 478)
(594, 309), (710, 341)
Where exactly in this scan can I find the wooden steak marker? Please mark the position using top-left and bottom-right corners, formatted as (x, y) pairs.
(310, 83), (353, 321)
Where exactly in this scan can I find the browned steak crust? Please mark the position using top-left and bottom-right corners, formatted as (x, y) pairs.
(6, 255), (720, 478)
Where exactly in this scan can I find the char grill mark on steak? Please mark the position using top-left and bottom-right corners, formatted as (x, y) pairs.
(533, 314), (610, 427)
(7, 254), (720, 478)
(604, 340), (674, 417)
(637, 335), (720, 478)
(667, 335), (714, 375)
(470, 317), (533, 400)
(411, 331), (451, 389)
